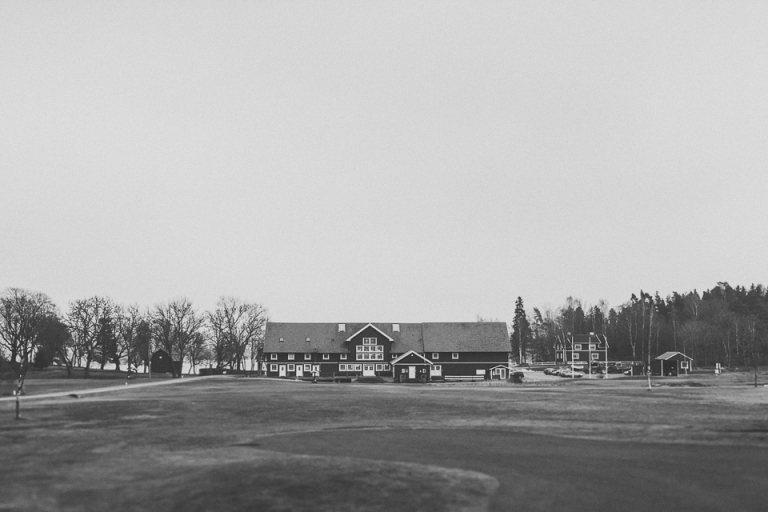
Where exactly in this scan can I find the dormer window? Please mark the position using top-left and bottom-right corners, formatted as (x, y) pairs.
(279, 337), (284, 343)
(306, 337), (311, 342)
(338, 324), (345, 332)
(392, 324), (400, 332)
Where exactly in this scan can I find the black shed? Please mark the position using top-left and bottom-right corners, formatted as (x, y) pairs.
(151, 349), (182, 375)
(651, 352), (693, 376)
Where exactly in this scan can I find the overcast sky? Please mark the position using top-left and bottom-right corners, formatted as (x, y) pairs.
(1, 1), (766, 322)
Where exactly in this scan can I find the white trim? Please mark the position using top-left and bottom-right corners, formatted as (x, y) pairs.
(345, 323), (394, 342)
(391, 350), (433, 365)
(655, 351), (693, 361)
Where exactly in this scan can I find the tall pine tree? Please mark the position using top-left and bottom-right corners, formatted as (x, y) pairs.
(512, 297), (530, 363)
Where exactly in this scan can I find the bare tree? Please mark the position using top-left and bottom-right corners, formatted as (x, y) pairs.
(151, 298), (204, 378)
(207, 297), (267, 375)
(114, 304), (149, 374)
(0, 288), (57, 419)
(66, 296), (114, 378)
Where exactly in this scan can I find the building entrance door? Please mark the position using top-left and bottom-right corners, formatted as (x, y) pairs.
(296, 365), (304, 377)
(408, 366), (416, 379)
(363, 364), (375, 376)
(279, 365), (287, 377)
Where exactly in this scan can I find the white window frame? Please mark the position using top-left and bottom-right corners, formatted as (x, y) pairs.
(322, 353), (330, 360)
(591, 353), (600, 360)
(574, 344), (582, 350)
(572, 353), (580, 360)
(589, 344), (596, 350)
(433, 364), (441, 371)
(287, 354), (295, 361)
(279, 337), (284, 343)
(270, 354), (277, 360)
(362, 337), (376, 345)
(270, 364), (277, 371)
(452, 353), (459, 359)
(432, 353), (440, 359)
(392, 324), (400, 332)
(304, 364), (311, 371)
(339, 364), (347, 371)
(681, 361), (689, 369)
(304, 354), (311, 360)
(340, 354), (347, 360)
(287, 364), (295, 371)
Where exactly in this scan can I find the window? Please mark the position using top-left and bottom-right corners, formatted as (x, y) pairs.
(681, 361), (689, 369)
(338, 324), (345, 332)
(288, 354), (295, 361)
(354, 364), (362, 371)
(306, 337), (311, 342)
(270, 364), (277, 371)
(304, 364), (311, 371)
(433, 365), (441, 371)
(304, 354), (311, 360)
(589, 344), (596, 350)
(362, 337), (376, 345)
(340, 354), (347, 360)
(574, 344), (582, 350)
(356, 345), (383, 353)
(288, 364), (295, 371)
(339, 364), (347, 371)
(452, 353), (459, 359)
(270, 354), (277, 360)
(322, 354), (330, 360)
(375, 364), (383, 371)
(357, 353), (383, 361)
(392, 324), (400, 332)
(572, 353), (580, 360)
(391, 353), (398, 359)
(432, 353), (440, 359)
(591, 353), (600, 360)
(279, 337), (284, 343)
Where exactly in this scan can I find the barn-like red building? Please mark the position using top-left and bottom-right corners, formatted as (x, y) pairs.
(262, 322), (511, 381)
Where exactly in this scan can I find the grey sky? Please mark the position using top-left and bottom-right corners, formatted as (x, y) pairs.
(1, 1), (767, 322)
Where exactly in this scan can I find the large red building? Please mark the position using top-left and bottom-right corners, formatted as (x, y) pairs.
(262, 322), (511, 381)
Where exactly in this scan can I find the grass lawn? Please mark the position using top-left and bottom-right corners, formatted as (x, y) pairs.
(1, 370), (768, 511)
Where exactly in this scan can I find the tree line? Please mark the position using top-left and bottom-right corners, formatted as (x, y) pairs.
(511, 282), (768, 369)
(0, 287), (268, 392)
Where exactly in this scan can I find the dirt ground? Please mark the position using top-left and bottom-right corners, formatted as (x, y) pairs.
(1, 371), (767, 511)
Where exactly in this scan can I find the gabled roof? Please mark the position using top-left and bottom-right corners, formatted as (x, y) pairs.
(264, 322), (509, 354)
(555, 333), (609, 349)
(423, 322), (509, 352)
(264, 323), (425, 353)
(655, 351), (692, 360)
(346, 323), (394, 342)
(391, 350), (433, 365)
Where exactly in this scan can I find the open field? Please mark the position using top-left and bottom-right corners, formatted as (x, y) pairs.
(2, 371), (768, 511)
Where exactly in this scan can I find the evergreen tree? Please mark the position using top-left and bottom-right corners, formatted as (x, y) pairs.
(511, 297), (530, 363)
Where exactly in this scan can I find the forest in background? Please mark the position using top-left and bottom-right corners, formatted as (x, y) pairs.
(511, 282), (768, 368)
